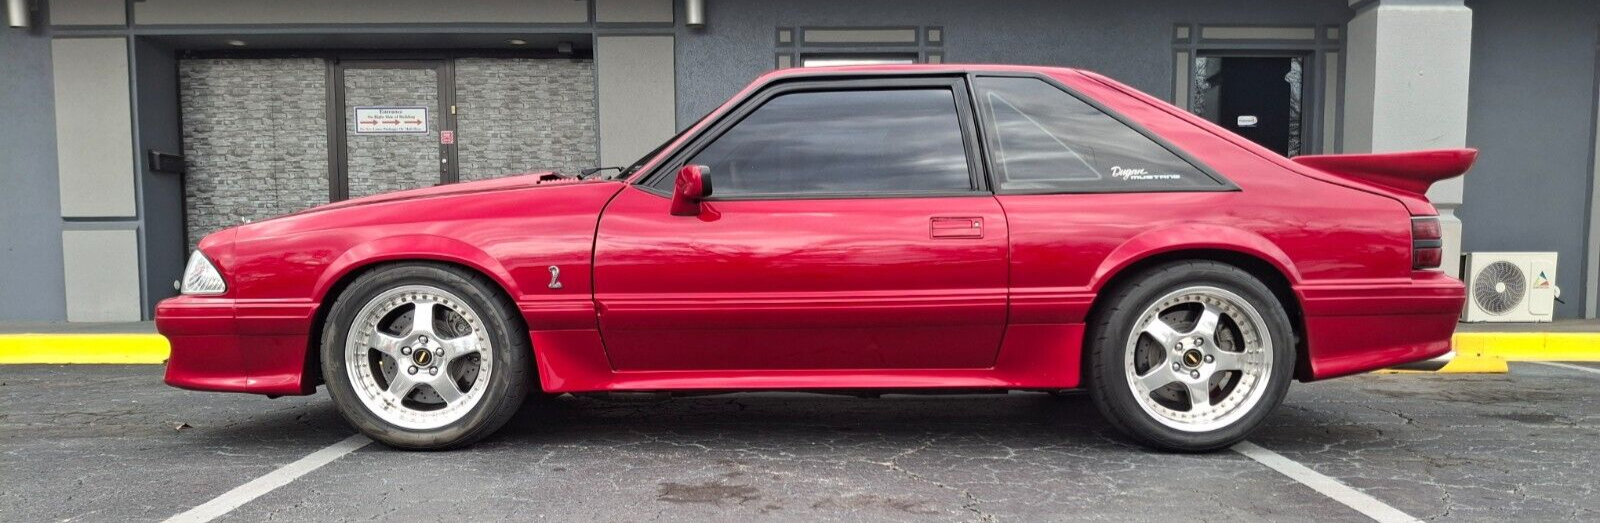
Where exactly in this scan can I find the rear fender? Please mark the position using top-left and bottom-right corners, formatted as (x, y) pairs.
(1092, 224), (1302, 292)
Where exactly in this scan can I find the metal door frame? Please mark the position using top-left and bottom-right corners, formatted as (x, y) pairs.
(328, 59), (457, 202)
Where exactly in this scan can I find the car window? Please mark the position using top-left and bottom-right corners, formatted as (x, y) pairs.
(683, 88), (973, 197)
(975, 77), (1218, 192)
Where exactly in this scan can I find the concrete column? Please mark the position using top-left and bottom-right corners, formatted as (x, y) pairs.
(1342, 0), (1472, 277)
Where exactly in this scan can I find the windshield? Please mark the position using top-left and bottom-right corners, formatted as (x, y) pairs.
(609, 112), (711, 181)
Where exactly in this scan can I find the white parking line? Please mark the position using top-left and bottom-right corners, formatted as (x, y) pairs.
(1529, 361), (1600, 376)
(1233, 441), (1422, 523)
(163, 434), (371, 523)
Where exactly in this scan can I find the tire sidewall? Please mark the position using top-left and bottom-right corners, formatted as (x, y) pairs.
(1090, 263), (1295, 451)
(321, 264), (529, 450)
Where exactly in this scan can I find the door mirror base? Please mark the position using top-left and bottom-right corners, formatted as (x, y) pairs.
(670, 165), (712, 216)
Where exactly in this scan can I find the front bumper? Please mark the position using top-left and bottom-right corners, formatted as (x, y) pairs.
(156, 295), (318, 396)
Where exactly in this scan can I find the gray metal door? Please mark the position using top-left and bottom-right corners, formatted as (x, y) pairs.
(333, 60), (456, 200)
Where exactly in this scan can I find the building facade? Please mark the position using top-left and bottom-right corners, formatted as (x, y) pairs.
(1, 0), (1596, 321)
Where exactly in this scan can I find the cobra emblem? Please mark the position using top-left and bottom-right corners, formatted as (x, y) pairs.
(547, 265), (564, 290)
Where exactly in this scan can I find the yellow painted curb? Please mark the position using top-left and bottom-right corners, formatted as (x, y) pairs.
(0, 334), (170, 364)
(1381, 331), (1600, 374)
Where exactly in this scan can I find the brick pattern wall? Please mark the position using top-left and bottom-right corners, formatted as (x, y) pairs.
(344, 68), (442, 199)
(455, 58), (598, 180)
(179, 58), (329, 249)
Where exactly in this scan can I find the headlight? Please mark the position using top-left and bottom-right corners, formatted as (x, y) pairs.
(180, 250), (227, 295)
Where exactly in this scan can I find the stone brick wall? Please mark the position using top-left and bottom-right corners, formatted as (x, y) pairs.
(179, 58), (329, 249)
(455, 58), (598, 180)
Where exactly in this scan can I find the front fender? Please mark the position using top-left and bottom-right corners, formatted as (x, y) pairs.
(313, 234), (522, 303)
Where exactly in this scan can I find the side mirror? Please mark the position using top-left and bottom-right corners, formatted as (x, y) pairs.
(670, 165), (712, 216)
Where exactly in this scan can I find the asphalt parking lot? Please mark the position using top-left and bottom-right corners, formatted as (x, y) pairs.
(2, 363), (1598, 523)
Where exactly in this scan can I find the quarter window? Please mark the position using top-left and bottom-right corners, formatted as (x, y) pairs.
(683, 88), (973, 196)
(975, 77), (1218, 191)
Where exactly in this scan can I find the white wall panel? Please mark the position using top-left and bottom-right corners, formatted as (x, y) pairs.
(63, 229), (142, 322)
(597, 36), (676, 167)
(52, 38), (135, 218)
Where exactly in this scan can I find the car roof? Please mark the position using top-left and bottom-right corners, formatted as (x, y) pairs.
(753, 63), (1083, 83)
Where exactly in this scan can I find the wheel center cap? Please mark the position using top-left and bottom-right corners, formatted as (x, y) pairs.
(1181, 349), (1204, 368)
(412, 347), (433, 367)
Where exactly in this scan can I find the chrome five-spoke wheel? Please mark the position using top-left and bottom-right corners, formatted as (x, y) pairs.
(1125, 286), (1272, 433)
(346, 285), (492, 430)
(1088, 261), (1294, 452)
(322, 263), (532, 450)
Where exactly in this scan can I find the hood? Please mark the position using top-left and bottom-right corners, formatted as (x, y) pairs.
(313, 171), (591, 213)
(221, 171), (618, 242)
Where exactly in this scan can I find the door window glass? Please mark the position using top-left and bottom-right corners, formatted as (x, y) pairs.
(975, 77), (1217, 192)
(684, 88), (973, 196)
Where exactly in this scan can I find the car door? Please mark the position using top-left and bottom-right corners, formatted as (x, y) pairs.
(593, 77), (1009, 371)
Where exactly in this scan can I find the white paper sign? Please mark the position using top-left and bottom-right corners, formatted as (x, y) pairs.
(355, 106), (429, 134)
(1236, 115), (1259, 128)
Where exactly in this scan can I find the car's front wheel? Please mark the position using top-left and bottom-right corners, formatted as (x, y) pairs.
(1087, 261), (1295, 452)
(321, 263), (531, 450)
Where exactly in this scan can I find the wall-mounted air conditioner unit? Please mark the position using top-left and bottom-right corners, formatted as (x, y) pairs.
(1460, 252), (1558, 322)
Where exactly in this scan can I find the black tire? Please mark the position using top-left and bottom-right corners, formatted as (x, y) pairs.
(320, 263), (532, 450)
(1086, 260), (1295, 452)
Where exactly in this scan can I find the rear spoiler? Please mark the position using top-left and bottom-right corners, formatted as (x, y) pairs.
(1291, 149), (1477, 198)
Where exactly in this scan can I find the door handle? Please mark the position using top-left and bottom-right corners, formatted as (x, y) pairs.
(930, 217), (984, 239)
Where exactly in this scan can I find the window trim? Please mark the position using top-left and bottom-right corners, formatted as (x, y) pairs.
(967, 72), (1238, 195)
(636, 75), (992, 201)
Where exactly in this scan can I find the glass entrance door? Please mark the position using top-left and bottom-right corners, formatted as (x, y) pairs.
(334, 60), (456, 200)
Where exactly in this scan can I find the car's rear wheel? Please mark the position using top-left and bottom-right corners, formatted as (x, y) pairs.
(321, 263), (531, 450)
(1087, 261), (1294, 452)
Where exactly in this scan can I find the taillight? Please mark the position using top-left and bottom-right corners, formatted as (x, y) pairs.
(1411, 217), (1443, 270)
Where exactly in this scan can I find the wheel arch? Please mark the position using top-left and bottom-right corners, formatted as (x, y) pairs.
(301, 238), (527, 389)
(1084, 241), (1312, 382)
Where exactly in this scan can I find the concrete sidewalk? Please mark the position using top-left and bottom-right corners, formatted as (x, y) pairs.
(1456, 318), (1600, 332)
(0, 321), (156, 334)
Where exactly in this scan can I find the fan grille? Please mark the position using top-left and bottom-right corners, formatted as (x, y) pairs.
(1472, 261), (1526, 315)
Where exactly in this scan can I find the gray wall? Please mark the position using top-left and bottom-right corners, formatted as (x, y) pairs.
(676, 0), (1353, 125)
(1462, 0), (1600, 318)
(135, 38), (187, 312)
(0, 27), (68, 321)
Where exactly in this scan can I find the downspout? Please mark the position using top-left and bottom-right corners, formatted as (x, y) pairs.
(6, 0), (29, 29)
(685, 0), (706, 28)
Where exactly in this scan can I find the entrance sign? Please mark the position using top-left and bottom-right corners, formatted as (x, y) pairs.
(354, 106), (429, 134)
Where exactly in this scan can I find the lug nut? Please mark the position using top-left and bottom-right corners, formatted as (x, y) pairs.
(1172, 362), (1182, 371)
(428, 367), (439, 376)
(434, 348), (444, 357)
(1194, 337), (1205, 346)
(418, 335), (429, 344)
(1190, 370), (1201, 379)
(407, 366), (418, 375)
(1204, 355), (1214, 363)
(401, 346), (411, 355)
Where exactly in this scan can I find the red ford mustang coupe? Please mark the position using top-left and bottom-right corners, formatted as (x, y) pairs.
(158, 65), (1471, 452)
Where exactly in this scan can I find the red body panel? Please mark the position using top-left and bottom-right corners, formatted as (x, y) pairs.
(594, 187), (1009, 371)
(158, 65), (1465, 396)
